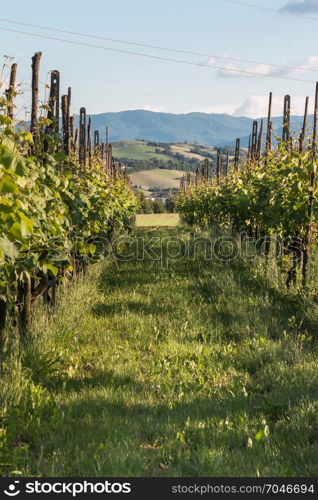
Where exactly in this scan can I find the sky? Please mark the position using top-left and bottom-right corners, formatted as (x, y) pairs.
(1, 0), (318, 119)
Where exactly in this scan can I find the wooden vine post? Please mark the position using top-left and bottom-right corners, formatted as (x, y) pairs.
(45, 70), (60, 152)
(87, 116), (92, 167)
(247, 135), (251, 162)
(74, 128), (78, 151)
(186, 172), (191, 190)
(47, 71), (60, 131)
(257, 118), (263, 162)
(94, 130), (100, 149)
(204, 158), (209, 181)
(18, 273), (32, 337)
(53, 71), (60, 133)
(66, 87), (71, 154)
(5, 63), (17, 121)
(234, 138), (240, 171)
(216, 151), (221, 184)
(105, 125), (109, 169)
(225, 150), (229, 176)
(61, 89), (71, 155)
(302, 83), (318, 286)
(16, 53), (41, 335)
(266, 92), (272, 155)
(0, 294), (7, 353)
(251, 120), (258, 162)
(282, 94), (291, 148)
(195, 166), (199, 186)
(79, 107), (86, 170)
(299, 96), (309, 153)
(30, 52), (42, 143)
(107, 143), (113, 174)
(69, 116), (75, 152)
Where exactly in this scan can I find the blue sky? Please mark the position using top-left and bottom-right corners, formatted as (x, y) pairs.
(1, 0), (318, 118)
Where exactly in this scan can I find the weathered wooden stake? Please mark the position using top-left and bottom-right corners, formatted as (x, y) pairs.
(74, 127), (78, 151)
(46, 70), (60, 138)
(234, 138), (240, 170)
(251, 121), (258, 162)
(70, 116), (75, 152)
(61, 94), (69, 155)
(54, 72), (60, 132)
(302, 83), (318, 286)
(257, 119), (263, 161)
(247, 135), (252, 161)
(79, 107), (86, 169)
(87, 116), (92, 167)
(216, 151), (221, 184)
(204, 157), (209, 180)
(195, 166), (199, 186)
(105, 126), (109, 170)
(5, 62), (17, 121)
(0, 298), (7, 352)
(94, 130), (100, 148)
(225, 150), (229, 175)
(299, 96), (309, 153)
(30, 52), (42, 135)
(107, 143), (113, 174)
(282, 94), (291, 144)
(18, 275), (32, 337)
(66, 87), (71, 153)
(266, 92), (272, 154)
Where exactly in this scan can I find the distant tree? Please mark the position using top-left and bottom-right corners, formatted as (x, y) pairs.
(166, 197), (176, 213)
(153, 199), (167, 214)
(137, 192), (154, 213)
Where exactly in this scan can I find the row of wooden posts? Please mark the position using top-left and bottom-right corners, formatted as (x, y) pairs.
(5, 52), (127, 179)
(179, 84), (318, 287)
(180, 89), (315, 192)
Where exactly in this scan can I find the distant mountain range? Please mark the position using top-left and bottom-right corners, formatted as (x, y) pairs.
(77, 110), (312, 147)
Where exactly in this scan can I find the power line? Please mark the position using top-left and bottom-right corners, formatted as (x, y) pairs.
(224, 0), (318, 22)
(0, 16), (318, 74)
(0, 24), (315, 84)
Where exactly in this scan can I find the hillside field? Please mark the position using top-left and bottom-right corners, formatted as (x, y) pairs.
(136, 213), (180, 227)
(169, 143), (215, 160)
(112, 140), (215, 163)
(112, 140), (170, 162)
(130, 168), (186, 191)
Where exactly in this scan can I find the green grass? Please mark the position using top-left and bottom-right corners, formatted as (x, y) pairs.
(136, 213), (180, 227)
(1, 227), (318, 477)
(130, 169), (185, 190)
(112, 140), (216, 164)
(112, 140), (170, 162)
(169, 143), (215, 160)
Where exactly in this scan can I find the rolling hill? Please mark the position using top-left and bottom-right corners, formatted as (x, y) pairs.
(112, 140), (215, 164)
(77, 110), (311, 147)
(130, 168), (184, 192)
(112, 140), (170, 162)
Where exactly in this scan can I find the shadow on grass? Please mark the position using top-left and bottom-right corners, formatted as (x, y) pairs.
(92, 299), (175, 318)
(185, 253), (318, 339)
(31, 366), (318, 476)
(47, 369), (143, 394)
(95, 233), (318, 339)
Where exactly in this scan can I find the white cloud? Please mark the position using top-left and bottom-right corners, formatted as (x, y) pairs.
(188, 104), (238, 115)
(206, 55), (318, 79)
(234, 95), (312, 118)
(280, 0), (318, 14)
(142, 104), (166, 112)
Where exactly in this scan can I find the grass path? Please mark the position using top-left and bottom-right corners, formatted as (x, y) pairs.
(136, 213), (180, 227)
(2, 227), (318, 476)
